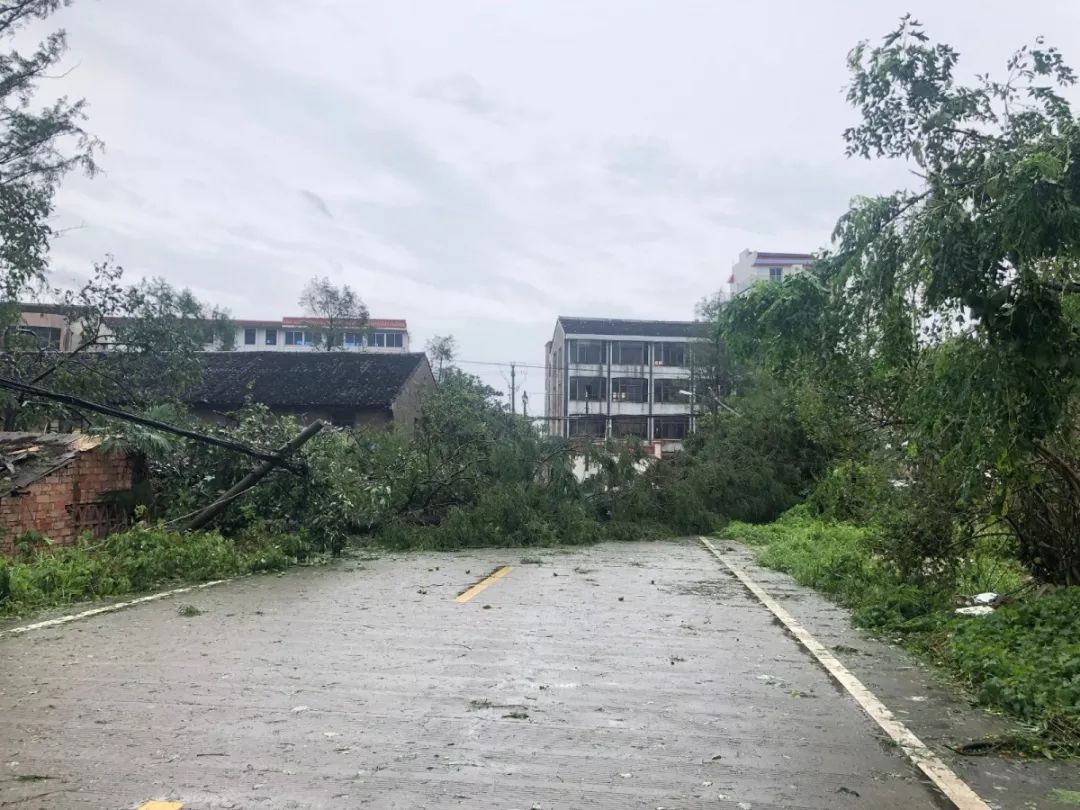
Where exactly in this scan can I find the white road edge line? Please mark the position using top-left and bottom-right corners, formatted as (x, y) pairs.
(697, 536), (990, 810)
(0, 578), (232, 639)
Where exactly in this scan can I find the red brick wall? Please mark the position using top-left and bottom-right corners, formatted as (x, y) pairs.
(0, 450), (134, 555)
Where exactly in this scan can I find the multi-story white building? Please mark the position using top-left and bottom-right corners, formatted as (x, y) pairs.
(229, 317), (409, 353)
(13, 305), (410, 354)
(728, 250), (813, 297)
(545, 317), (706, 453)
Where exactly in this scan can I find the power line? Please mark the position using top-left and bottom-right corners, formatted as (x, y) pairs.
(454, 358), (701, 375)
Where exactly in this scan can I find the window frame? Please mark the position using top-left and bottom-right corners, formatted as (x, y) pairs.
(611, 377), (648, 403)
(243, 327), (257, 345)
(570, 339), (605, 365)
(611, 341), (646, 365)
(655, 342), (686, 367)
(18, 325), (62, 349)
(569, 416), (606, 437)
(569, 376), (607, 402)
(769, 266), (784, 282)
(654, 378), (692, 404)
(612, 416), (648, 438)
(265, 328), (277, 346)
(654, 416), (690, 440)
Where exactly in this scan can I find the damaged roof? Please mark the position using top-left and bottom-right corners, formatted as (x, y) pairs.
(185, 351), (432, 409)
(0, 432), (104, 498)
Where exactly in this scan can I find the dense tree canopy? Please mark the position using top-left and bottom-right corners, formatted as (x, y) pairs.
(716, 17), (1080, 584)
(0, 0), (99, 305)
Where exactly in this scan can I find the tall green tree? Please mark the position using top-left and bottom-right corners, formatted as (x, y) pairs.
(425, 334), (456, 380)
(719, 17), (1080, 583)
(2, 262), (233, 429)
(298, 276), (368, 350)
(0, 0), (100, 308)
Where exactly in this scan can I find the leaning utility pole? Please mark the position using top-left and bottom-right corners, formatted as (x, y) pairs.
(180, 420), (325, 532)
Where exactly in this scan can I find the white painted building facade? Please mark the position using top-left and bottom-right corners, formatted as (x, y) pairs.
(14, 305), (410, 354)
(228, 317), (409, 353)
(545, 317), (706, 454)
(728, 250), (814, 297)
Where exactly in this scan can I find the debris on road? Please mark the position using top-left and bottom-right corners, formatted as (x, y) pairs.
(955, 605), (995, 616)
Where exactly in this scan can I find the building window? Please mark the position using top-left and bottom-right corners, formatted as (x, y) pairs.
(612, 341), (646, 365)
(569, 417), (605, 437)
(369, 331), (403, 348)
(243, 327), (257, 345)
(284, 330), (309, 346)
(344, 331), (362, 347)
(16, 326), (62, 349)
(611, 377), (647, 402)
(569, 376), (606, 401)
(654, 416), (690, 440)
(570, 339), (604, 364)
(769, 267), (783, 282)
(654, 379), (691, 403)
(655, 342), (686, 367)
(265, 329), (277, 345)
(612, 417), (648, 438)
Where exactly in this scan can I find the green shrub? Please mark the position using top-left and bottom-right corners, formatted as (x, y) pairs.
(943, 589), (1080, 732)
(804, 460), (890, 524)
(0, 525), (321, 616)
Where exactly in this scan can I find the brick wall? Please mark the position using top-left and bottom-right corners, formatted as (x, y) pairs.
(0, 450), (134, 555)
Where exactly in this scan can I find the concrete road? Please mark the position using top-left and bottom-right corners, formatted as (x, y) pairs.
(1, 541), (967, 808)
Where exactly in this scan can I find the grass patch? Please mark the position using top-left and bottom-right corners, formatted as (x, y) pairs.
(0, 525), (323, 618)
(722, 514), (1080, 755)
(1053, 789), (1080, 806)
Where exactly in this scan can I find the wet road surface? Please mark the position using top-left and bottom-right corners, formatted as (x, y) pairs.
(0, 540), (991, 808)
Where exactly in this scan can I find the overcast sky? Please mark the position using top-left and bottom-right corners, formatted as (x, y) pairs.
(28, 0), (1080, 403)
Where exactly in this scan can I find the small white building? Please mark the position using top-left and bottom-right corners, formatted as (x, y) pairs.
(14, 305), (410, 354)
(544, 317), (706, 454)
(728, 250), (814, 297)
(229, 317), (409, 353)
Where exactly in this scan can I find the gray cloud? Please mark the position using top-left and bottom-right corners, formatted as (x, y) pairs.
(299, 190), (332, 218)
(416, 74), (503, 118)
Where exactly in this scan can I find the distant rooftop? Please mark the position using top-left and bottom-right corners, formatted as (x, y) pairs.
(185, 351), (431, 409)
(278, 317), (407, 330)
(16, 303), (407, 331)
(749, 251), (814, 267)
(557, 316), (706, 339)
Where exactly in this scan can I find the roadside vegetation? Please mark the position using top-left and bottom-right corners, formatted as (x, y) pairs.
(724, 515), (1079, 756)
(0, 526), (320, 617)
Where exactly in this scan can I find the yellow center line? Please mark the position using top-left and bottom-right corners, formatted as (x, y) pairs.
(139, 802), (183, 810)
(455, 566), (513, 603)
